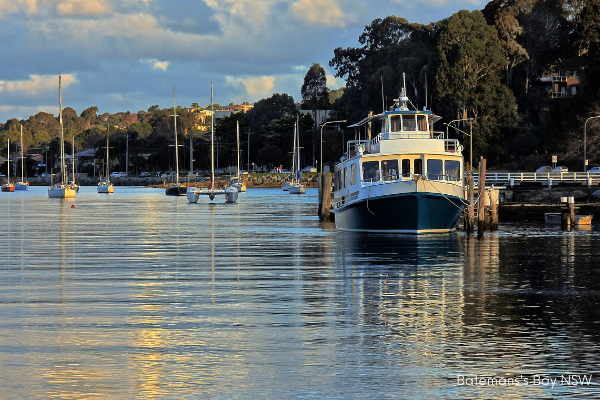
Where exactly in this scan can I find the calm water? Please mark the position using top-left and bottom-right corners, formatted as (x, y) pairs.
(2, 186), (600, 399)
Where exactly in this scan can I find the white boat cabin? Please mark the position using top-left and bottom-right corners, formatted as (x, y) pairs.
(333, 109), (463, 200)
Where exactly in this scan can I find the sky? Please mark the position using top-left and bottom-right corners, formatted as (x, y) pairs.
(0, 0), (484, 123)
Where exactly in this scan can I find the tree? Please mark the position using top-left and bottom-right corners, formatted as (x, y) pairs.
(435, 9), (519, 163)
(301, 63), (329, 110)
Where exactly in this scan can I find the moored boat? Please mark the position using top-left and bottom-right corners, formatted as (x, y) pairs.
(2, 138), (15, 192)
(14, 125), (28, 190)
(48, 75), (76, 199)
(332, 79), (466, 233)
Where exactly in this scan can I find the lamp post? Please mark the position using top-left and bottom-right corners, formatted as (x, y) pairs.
(584, 116), (600, 172)
(445, 118), (474, 170)
(320, 120), (347, 174)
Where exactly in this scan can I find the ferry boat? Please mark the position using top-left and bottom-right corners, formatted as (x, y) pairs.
(332, 85), (466, 234)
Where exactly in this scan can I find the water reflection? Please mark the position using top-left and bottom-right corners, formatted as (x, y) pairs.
(2, 188), (600, 398)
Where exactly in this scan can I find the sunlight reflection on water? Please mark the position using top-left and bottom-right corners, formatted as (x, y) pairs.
(1, 187), (600, 399)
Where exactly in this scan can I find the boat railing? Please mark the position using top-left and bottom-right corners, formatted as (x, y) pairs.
(346, 140), (372, 158)
(444, 139), (460, 153)
(468, 171), (600, 186)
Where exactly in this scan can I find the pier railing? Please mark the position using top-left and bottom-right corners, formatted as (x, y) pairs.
(470, 172), (600, 186)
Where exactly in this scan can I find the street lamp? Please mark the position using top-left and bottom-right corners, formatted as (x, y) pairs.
(445, 118), (474, 170)
(320, 120), (347, 174)
(584, 116), (600, 172)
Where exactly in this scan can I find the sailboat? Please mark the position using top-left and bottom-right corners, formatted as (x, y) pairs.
(1, 138), (15, 192)
(187, 81), (238, 203)
(14, 125), (29, 190)
(166, 86), (187, 196)
(289, 119), (306, 194)
(229, 120), (246, 192)
(48, 75), (76, 198)
(97, 122), (114, 193)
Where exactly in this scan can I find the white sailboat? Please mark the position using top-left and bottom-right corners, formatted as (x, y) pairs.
(97, 122), (114, 193)
(166, 86), (186, 196)
(187, 81), (238, 204)
(48, 75), (76, 199)
(14, 125), (29, 190)
(289, 119), (306, 194)
(230, 120), (246, 192)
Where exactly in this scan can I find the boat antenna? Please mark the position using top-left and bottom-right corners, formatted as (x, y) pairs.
(424, 71), (428, 110)
(381, 75), (385, 113)
(399, 73), (409, 111)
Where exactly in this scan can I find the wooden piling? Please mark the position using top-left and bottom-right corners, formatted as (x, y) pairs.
(319, 173), (333, 221)
(464, 165), (475, 234)
(490, 188), (498, 231)
(561, 209), (569, 231)
(569, 197), (575, 230)
(477, 157), (486, 238)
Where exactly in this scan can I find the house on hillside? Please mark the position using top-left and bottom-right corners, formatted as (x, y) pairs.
(550, 56), (588, 98)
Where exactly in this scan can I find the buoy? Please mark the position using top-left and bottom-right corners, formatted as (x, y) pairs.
(71, 205), (75, 209)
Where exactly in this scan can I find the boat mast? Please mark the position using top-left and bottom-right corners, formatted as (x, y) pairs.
(291, 122), (296, 183)
(6, 138), (9, 185)
(173, 86), (180, 186)
(211, 80), (215, 190)
(236, 120), (240, 179)
(20, 125), (24, 182)
(59, 74), (66, 185)
(106, 123), (110, 178)
(296, 119), (301, 182)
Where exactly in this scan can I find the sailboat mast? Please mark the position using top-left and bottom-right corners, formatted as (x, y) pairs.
(291, 122), (296, 182)
(296, 118), (301, 181)
(59, 75), (66, 184)
(211, 80), (215, 189)
(20, 125), (24, 181)
(173, 86), (180, 186)
(236, 120), (240, 178)
(106, 123), (110, 177)
(6, 138), (9, 185)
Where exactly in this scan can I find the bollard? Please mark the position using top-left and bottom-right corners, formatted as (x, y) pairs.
(319, 173), (333, 221)
(568, 196), (575, 229)
(561, 209), (569, 230)
(477, 158), (487, 238)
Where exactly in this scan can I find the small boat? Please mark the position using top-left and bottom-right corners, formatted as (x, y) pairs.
(2, 138), (15, 192)
(282, 181), (291, 191)
(331, 75), (466, 233)
(97, 122), (114, 194)
(288, 119), (306, 195)
(166, 87), (186, 196)
(14, 125), (28, 190)
(48, 75), (76, 199)
(187, 81), (238, 204)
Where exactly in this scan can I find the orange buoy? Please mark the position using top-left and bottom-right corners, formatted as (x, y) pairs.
(71, 205), (75, 209)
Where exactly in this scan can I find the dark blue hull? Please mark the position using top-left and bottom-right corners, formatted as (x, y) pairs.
(165, 185), (187, 196)
(333, 192), (465, 233)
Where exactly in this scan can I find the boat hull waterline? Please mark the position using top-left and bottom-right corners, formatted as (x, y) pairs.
(333, 192), (464, 233)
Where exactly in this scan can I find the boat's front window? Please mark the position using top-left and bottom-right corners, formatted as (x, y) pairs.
(402, 115), (416, 131)
(427, 159), (443, 180)
(414, 159), (423, 175)
(445, 160), (460, 181)
(362, 161), (380, 182)
(402, 159), (411, 176)
(417, 115), (427, 131)
(350, 164), (357, 185)
(390, 115), (401, 132)
(382, 159), (399, 181)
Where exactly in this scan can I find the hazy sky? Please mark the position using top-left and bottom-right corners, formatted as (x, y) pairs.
(0, 0), (484, 123)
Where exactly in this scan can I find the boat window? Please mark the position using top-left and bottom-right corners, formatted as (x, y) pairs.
(445, 160), (460, 181)
(414, 159), (422, 175)
(402, 159), (411, 176)
(390, 115), (401, 132)
(362, 161), (380, 182)
(334, 170), (340, 190)
(382, 159), (399, 181)
(427, 159), (443, 180)
(402, 115), (416, 131)
(350, 163), (357, 185)
(343, 167), (347, 189)
(417, 115), (427, 131)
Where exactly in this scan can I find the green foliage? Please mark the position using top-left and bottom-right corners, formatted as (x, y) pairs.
(301, 63), (329, 110)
